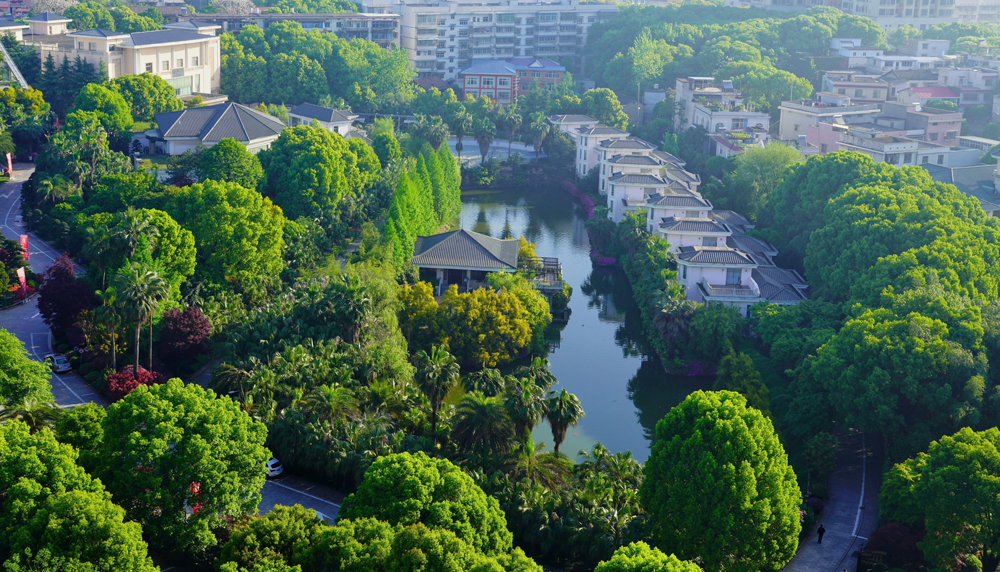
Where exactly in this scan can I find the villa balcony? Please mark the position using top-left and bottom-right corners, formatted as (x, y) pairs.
(699, 277), (760, 298)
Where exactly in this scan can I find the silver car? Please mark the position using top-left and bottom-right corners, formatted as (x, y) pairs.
(45, 354), (71, 373)
(265, 457), (284, 478)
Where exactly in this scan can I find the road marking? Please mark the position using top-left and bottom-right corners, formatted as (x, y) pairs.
(852, 432), (867, 537)
(30, 312), (38, 318)
(265, 480), (341, 509)
(30, 332), (86, 406)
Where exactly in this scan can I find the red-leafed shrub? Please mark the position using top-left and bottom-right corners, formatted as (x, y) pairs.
(103, 366), (166, 402)
(866, 521), (926, 569)
(158, 306), (212, 363)
(806, 497), (825, 514)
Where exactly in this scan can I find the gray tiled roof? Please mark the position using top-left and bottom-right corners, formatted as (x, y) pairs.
(601, 138), (655, 150)
(753, 268), (807, 302)
(155, 103), (284, 143)
(659, 217), (731, 234)
(651, 150), (686, 166)
(411, 229), (518, 271)
(608, 154), (661, 166)
(677, 246), (756, 265)
(165, 20), (220, 29)
(460, 59), (515, 75)
(577, 124), (627, 136)
(755, 265), (807, 287)
(288, 103), (357, 124)
(27, 12), (71, 21)
(728, 234), (777, 256)
(124, 30), (213, 46)
(0, 19), (25, 28)
(549, 114), (596, 123)
(645, 193), (712, 209)
(70, 28), (127, 37)
(711, 210), (754, 229)
(608, 173), (667, 185)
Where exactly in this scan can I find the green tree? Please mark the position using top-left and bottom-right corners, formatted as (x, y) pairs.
(106, 74), (184, 122)
(0, 328), (53, 407)
(580, 88), (629, 130)
(97, 379), (270, 554)
(73, 83), (133, 149)
(453, 107), (472, 157)
(53, 402), (106, 474)
(713, 351), (770, 417)
(452, 391), (515, 454)
(168, 179), (285, 285)
(258, 125), (359, 219)
(545, 388), (585, 454)
(640, 391), (800, 572)
(37, 111), (130, 189)
(198, 137), (265, 189)
(595, 542), (701, 572)
(415, 345), (460, 444)
(218, 504), (324, 571)
(371, 132), (401, 169)
(0, 398), (62, 434)
(339, 452), (514, 556)
(301, 517), (395, 572)
(686, 303), (742, 363)
(64, 1), (115, 30)
(267, 52), (328, 104)
(881, 427), (1000, 572)
(528, 111), (549, 159)
(114, 262), (169, 372)
(728, 143), (803, 220)
(0, 421), (156, 571)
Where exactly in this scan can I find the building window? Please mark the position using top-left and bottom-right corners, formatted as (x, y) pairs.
(726, 268), (741, 285)
(937, 154), (944, 164)
(145, 62), (153, 73)
(903, 152), (913, 163)
(922, 155), (929, 164)
(793, 124), (799, 132)
(945, 130), (958, 140)
(686, 210), (699, 218)
(855, 89), (864, 98)
(929, 132), (939, 141)
(821, 144), (828, 153)
(873, 90), (881, 98)
(681, 265), (687, 279)
(176, 58), (183, 68)
(545, 71), (557, 78)
(482, 77), (494, 87)
(466, 76), (478, 86)
(88, 42), (96, 51)
(531, 71), (541, 78)
(162, 60), (169, 71)
(498, 77), (510, 86)
(702, 237), (717, 247)
(192, 56), (199, 66)
(837, 88), (846, 95)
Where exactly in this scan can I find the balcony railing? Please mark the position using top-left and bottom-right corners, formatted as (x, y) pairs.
(701, 278), (759, 298)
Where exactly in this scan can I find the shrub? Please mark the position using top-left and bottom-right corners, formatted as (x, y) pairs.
(57, 343), (70, 353)
(103, 366), (166, 402)
(806, 497), (824, 514)
(79, 362), (92, 376)
(158, 306), (212, 364)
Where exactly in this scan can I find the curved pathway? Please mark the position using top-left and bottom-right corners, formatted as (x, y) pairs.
(783, 427), (881, 572)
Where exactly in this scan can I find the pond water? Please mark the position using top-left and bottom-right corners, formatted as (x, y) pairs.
(458, 186), (713, 462)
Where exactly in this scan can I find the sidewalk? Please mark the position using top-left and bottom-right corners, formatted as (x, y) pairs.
(783, 427), (877, 572)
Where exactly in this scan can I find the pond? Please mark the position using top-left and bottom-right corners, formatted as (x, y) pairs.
(458, 186), (713, 462)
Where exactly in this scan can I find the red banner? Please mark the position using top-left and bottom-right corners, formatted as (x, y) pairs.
(5, 152), (10, 177)
(16, 266), (25, 291)
(19, 234), (27, 261)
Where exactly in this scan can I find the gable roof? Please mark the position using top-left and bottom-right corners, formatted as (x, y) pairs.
(69, 28), (128, 38)
(608, 173), (667, 185)
(677, 246), (756, 266)
(155, 103), (285, 143)
(507, 57), (564, 71)
(460, 59), (515, 75)
(411, 229), (519, 271)
(711, 210), (753, 230)
(924, 163), (1000, 214)
(27, 12), (71, 22)
(646, 192), (712, 209)
(659, 217), (731, 234)
(0, 18), (27, 29)
(549, 114), (597, 124)
(122, 29), (214, 47)
(906, 86), (958, 98)
(577, 124), (627, 137)
(288, 102), (357, 124)
(600, 137), (655, 150)
(164, 20), (220, 30)
(727, 234), (777, 257)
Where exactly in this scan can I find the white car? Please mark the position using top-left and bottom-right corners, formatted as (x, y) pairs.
(265, 457), (284, 478)
(314, 511), (330, 524)
(45, 354), (71, 373)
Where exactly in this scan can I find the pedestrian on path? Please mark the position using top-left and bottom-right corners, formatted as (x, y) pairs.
(817, 524), (826, 544)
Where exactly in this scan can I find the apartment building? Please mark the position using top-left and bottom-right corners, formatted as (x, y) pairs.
(865, 55), (948, 73)
(821, 71), (890, 103)
(777, 92), (882, 141)
(26, 24), (221, 95)
(509, 56), (564, 95)
(830, 38), (884, 68)
(548, 113), (598, 135)
(804, 100), (964, 155)
(674, 76), (769, 133)
(175, 13), (401, 49)
(358, 0), (616, 81)
(936, 67), (999, 109)
(898, 38), (951, 56)
(574, 123), (628, 177)
(838, 128), (951, 166)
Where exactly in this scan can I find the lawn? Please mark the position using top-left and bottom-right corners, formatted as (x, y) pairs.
(139, 154), (172, 170)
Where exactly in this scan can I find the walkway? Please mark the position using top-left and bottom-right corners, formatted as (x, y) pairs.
(784, 427), (880, 572)
(446, 135), (543, 167)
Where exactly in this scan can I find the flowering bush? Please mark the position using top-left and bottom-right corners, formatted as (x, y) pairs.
(590, 250), (618, 266)
(103, 366), (166, 402)
(562, 180), (596, 219)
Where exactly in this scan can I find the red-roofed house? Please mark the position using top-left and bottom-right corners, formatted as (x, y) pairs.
(897, 86), (960, 107)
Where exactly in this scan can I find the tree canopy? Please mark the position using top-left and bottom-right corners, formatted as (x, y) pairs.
(0, 328), (53, 407)
(106, 73), (184, 122)
(594, 542), (701, 572)
(198, 138), (266, 190)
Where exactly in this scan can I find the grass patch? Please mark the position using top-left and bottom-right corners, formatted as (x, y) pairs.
(132, 121), (153, 133)
(139, 154), (172, 170)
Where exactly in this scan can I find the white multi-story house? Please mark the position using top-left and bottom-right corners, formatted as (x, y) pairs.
(865, 55), (948, 74)
(830, 38), (884, 68)
(777, 92), (882, 142)
(674, 76), (768, 133)
(357, 0), (616, 81)
(549, 113), (598, 136)
(574, 123), (628, 177)
(821, 71), (890, 104)
(898, 38), (951, 57)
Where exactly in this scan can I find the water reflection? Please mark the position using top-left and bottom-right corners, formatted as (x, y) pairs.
(459, 187), (712, 462)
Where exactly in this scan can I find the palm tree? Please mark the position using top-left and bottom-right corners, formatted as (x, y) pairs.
(35, 174), (79, 207)
(529, 111), (551, 158)
(116, 262), (169, 372)
(453, 109), (472, 157)
(304, 385), (360, 423)
(506, 440), (572, 491)
(462, 367), (508, 397)
(545, 388), (585, 454)
(473, 116), (496, 165)
(515, 357), (557, 392)
(112, 207), (159, 260)
(414, 345), (461, 445)
(651, 288), (698, 359)
(83, 224), (116, 288)
(412, 114), (450, 150)
(0, 398), (62, 433)
(502, 104), (522, 158)
(94, 287), (123, 371)
(504, 379), (545, 442)
(451, 392), (515, 454)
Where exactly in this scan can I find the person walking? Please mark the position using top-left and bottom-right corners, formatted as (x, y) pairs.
(817, 524), (826, 544)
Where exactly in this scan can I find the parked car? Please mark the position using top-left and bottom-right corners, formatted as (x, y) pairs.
(315, 511), (330, 524)
(265, 457), (284, 478)
(45, 354), (71, 373)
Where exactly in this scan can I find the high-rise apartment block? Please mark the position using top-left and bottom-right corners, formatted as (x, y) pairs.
(357, 0), (616, 81)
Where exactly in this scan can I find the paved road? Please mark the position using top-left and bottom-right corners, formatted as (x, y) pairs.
(783, 428), (879, 572)
(0, 164), (344, 521)
(447, 135), (544, 167)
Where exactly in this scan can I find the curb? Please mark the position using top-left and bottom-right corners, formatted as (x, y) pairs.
(0, 292), (36, 314)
